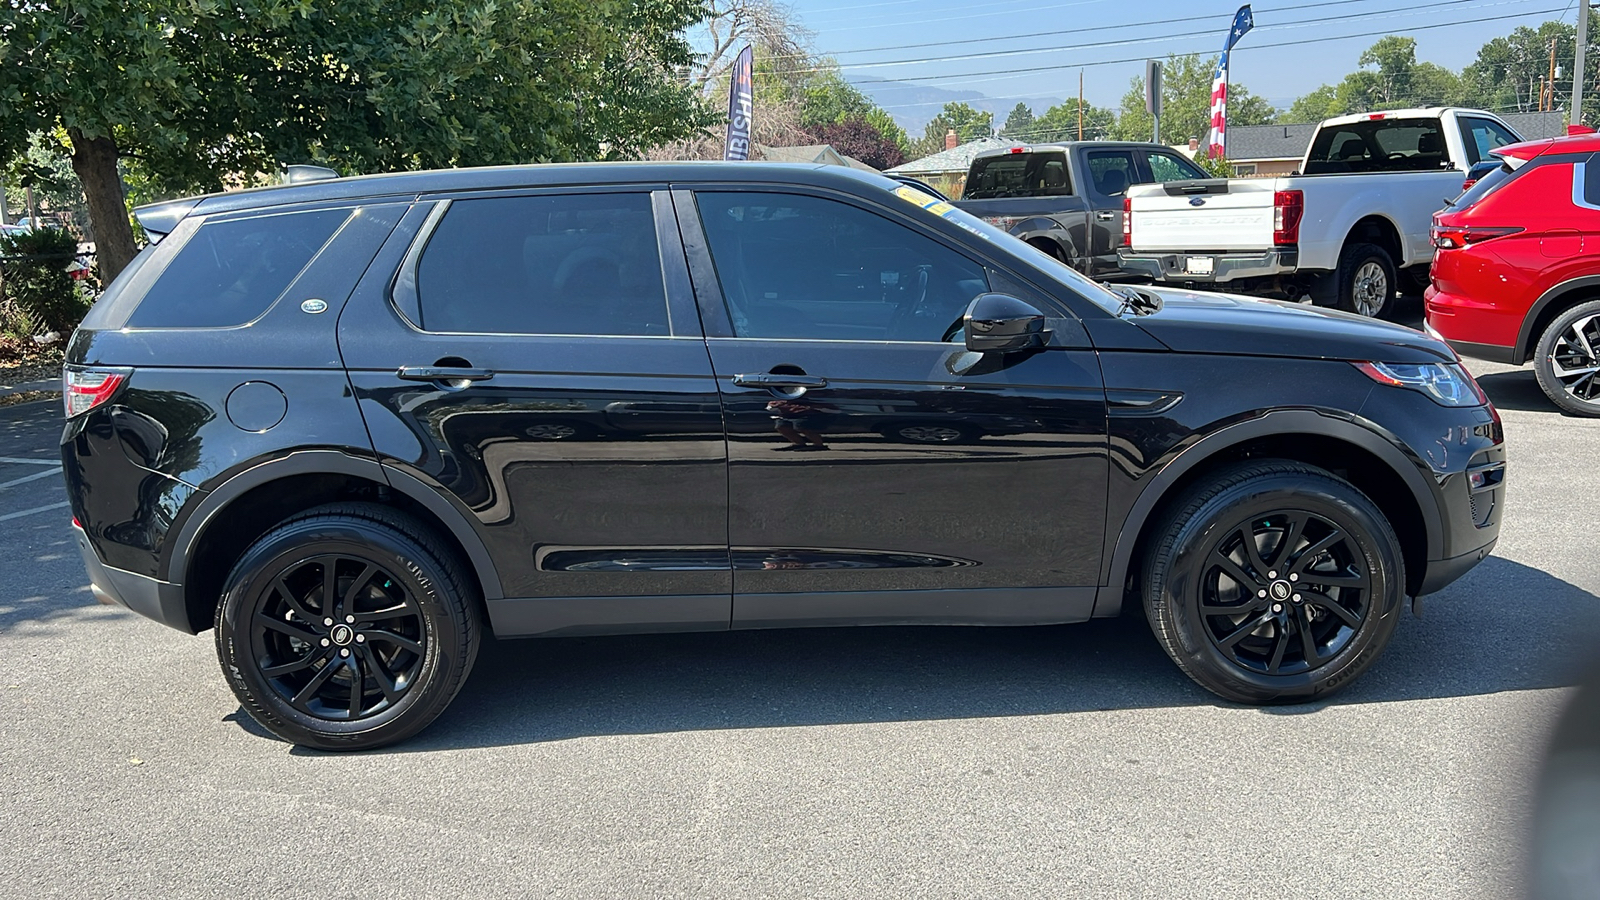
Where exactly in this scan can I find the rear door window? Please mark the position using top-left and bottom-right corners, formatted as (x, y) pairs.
(126, 209), (349, 328)
(414, 193), (669, 336)
(1458, 117), (1521, 165)
(1084, 150), (1137, 196)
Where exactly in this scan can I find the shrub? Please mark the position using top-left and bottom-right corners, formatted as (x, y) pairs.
(0, 226), (89, 336)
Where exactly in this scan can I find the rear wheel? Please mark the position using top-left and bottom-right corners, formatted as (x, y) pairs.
(1313, 242), (1396, 318)
(1142, 460), (1404, 704)
(215, 503), (481, 750)
(1532, 299), (1600, 417)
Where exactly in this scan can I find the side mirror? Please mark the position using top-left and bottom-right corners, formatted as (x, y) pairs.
(964, 293), (1046, 353)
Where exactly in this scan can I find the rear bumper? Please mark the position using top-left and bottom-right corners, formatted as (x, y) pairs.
(75, 523), (194, 633)
(1424, 285), (1523, 363)
(1117, 247), (1299, 283)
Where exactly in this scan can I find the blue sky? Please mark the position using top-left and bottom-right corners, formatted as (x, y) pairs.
(774, 0), (1582, 114)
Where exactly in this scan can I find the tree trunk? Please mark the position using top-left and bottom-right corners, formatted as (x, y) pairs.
(67, 129), (138, 283)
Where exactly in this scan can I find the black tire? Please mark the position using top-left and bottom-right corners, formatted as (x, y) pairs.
(1312, 242), (1396, 318)
(215, 502), (481, 751)
(1532, 299), (1600, 417)
(1142, 460), (1404, 704)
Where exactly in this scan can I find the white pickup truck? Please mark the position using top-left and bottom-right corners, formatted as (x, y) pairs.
(1116, 108), (1524, 317)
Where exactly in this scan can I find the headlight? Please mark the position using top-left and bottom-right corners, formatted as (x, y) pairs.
(1353, 361), (1487, 407)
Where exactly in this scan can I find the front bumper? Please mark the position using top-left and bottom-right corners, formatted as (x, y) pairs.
(75, 523), (194, 632)
(1117, 247), (1299, 283)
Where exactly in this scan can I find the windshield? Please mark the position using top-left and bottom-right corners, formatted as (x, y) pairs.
(964, 152), (1072, 199)
(885, 181), (1124, 313)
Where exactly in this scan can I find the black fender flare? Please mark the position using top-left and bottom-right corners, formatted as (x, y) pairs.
(1515, 274), (1600, 362)
(1094, 409), (1445, 616)
(163, 449), (504, 600)
(1012, 220), (1078, 260)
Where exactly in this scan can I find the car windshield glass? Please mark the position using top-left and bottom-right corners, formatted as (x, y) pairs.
(885, 181), (1123, 313)
(964, 152), (1071, 199)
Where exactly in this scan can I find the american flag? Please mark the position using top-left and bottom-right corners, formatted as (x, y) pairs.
(1205, 5), (1254, 159)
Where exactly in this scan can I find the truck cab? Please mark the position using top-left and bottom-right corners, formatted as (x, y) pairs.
(953, 142), (1206, 280)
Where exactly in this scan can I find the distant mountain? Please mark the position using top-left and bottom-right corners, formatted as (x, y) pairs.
(848, 75), (1068, 138)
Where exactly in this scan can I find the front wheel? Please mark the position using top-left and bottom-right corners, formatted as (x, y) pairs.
(215, 503), (481, 750)
(1142, 460), (1404, 704)
(1532, 299), (1600, 416)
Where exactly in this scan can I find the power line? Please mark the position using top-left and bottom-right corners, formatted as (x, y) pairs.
(786, 0), (1434, 61)
(827, 0), (1504, 73)
(829, 5), (1567, 86)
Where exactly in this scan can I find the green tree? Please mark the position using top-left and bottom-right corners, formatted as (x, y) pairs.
(1462, 20), (1596, 124)
(1114, 53), (1274, 145)
(1016, 102), (1117, 142)
(1002, 103), (1035, 137)
(911, 102), (994, 157)
(0, 0), (712, 282)
(1289, 36), (1463, 122)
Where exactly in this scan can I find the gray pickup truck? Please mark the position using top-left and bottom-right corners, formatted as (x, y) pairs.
(953, 141), (1207, 280)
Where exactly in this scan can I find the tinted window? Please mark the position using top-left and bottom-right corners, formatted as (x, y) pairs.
(416, 193), (668, 335)
(1450, 162), (1516, 210)
(1304, 120), (1448, 174)
(1459, 117), (1520, 165)
(1084, 151), (1137, 195)
(1583, 156), (1600, 208)
(964, 152), (1072, 199)
(1145, 151), (1205, 183)
(695, 192), (989, 342)
(127, 209), (348, 328)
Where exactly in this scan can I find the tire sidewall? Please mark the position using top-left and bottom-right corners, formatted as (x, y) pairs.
(1337, 243), (1397, 318)
(1156, 475), (1403, 702)
(1533, 299), (1600, 417)
(215, 520), (467, 749)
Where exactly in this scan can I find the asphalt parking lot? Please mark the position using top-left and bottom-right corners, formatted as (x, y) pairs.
(3, 311), (1596, 898)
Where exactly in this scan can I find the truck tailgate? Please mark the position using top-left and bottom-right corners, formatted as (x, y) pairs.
(1129, 179), (1277, 252)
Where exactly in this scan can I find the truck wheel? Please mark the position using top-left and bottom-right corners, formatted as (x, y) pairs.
(1326, 243), (1396, 318)
(1532, 299), (1600, 416)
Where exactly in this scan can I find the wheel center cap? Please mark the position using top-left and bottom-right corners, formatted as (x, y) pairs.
(330, 624), (355, 646)
(1269, 580), (1292, 601)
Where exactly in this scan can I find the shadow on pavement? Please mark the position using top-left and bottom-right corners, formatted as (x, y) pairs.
(1476, 369), (1565, 414)
(0, 399), (63, 459)
(326, 554), (1600, 754)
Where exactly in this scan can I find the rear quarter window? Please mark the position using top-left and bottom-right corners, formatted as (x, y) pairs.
(125, 209), (349, 329)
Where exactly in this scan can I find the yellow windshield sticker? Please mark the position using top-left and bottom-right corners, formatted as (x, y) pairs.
(894, 185), (942, 209)
(926, 201), (955, 216)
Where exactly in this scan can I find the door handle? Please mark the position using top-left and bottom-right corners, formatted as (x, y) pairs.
(731, 373), (828, 389)
(397, 366), (495, 384)
(1095, 211), (1116, 221)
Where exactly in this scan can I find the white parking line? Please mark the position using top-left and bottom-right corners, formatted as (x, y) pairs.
(0, 500), (69, 522)
(0, 457), (59, 466)
(0, 468), (61, 490)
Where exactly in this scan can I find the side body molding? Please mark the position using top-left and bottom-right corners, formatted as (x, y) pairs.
(1093, 408), (1446, 617)
(164, 449), (505, 601)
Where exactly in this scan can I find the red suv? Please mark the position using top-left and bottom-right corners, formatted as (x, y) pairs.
(1426, 132), (1600, 415)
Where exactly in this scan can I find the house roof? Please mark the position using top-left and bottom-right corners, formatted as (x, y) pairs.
(886, 138), (1019, 176)
(1498, 110), (1568, 140)
(755, 144), (880, 172)
(1223, 123), (1319, 162)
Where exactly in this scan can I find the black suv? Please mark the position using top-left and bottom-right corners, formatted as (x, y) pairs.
(64, 163), (1506, 750)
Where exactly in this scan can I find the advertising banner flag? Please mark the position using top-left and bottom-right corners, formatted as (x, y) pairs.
(1204, 5), (1254, 159)
(724, 44), (755, 161)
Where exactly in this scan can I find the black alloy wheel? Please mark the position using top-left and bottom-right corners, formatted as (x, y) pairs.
(1143, 460), (1403, 704)
(215, 503), (480, 750)
(1197, 511), (1370, 676)
(1533, 299), (1600, 417)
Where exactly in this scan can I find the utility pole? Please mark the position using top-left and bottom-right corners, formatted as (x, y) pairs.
(1576, 0), (1591, 126)
(1549, 38), (1559, 112)
(1078, 70), (1084, 141)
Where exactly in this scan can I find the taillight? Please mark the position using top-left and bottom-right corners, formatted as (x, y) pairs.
(1122, 196), (1132, 247)
(1431, 225), (1523, 250)
(1273, 190), (1303, 246)
(63, 367), (131, 417)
